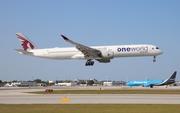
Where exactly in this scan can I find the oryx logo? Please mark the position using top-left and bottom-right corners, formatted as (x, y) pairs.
(16, 34), (35, 51)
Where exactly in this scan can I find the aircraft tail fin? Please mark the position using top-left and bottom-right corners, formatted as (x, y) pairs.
(163, 71), (177, 85)
(168, 71), (177, 81)
(16, 33), (37, 51)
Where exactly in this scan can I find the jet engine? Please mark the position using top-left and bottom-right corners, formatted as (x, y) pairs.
(97, 51), (114, 63)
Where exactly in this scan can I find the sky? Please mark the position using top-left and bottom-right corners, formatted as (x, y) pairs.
(0, 0), (180, 82)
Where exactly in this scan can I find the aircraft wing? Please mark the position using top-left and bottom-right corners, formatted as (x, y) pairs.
(144, 82), (162, 87)
(61, 35), (101, 59)
(143, 83), (152, 87)
(151, 80), (169, 86)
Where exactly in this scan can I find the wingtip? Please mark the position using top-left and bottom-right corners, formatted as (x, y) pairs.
(61, 35), (69, 40)
(16, 32), (23, 37)
(16, 33), (20, 36)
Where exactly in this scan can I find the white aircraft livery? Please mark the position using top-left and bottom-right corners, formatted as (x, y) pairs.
(15, 33), (163, 66)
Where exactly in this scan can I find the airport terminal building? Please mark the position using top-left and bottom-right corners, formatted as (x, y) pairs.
(103, 81), (125, 86)
(55, 82), (76, 86)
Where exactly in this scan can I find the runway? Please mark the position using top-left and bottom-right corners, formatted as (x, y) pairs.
(0, 86), (180, 104)
(1, 94), (180, 104)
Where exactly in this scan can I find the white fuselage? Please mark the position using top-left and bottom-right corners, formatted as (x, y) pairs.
(27, 44), (163, 60)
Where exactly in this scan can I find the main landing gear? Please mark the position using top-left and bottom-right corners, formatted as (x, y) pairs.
(150, 85), (153, 88)
(85, 60), (94, 66)
(153, 56), (156, 62)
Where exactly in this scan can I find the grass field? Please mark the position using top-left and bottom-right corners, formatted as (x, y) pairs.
(0, 104), (180, 113)
(30, 89), (180, 94)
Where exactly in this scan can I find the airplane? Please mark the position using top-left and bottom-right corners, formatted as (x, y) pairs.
(126, 71), (177, 88)
(15, 33), (163, 66)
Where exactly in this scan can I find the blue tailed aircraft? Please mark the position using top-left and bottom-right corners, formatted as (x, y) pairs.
(126, 71), (177, 88)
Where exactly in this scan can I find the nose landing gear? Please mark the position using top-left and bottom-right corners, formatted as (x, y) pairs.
(153, 56), (156, 62)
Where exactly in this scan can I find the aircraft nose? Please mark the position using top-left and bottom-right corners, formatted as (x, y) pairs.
(159, 49), (163, 55)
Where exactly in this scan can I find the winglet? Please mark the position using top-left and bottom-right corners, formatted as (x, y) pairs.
(61, 35), (69, 40)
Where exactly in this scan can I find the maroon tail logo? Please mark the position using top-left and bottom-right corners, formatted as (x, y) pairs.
(16, 34), (34, 51)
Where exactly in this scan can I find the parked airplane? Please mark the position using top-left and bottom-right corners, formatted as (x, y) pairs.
(126, 71), (177, 88)
(15, 33), (163, 66)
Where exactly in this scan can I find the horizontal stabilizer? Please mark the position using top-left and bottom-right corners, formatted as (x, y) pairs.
(14, 49), (33, 55)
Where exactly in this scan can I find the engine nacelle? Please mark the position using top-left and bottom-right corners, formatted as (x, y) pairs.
(98, 59), (110, 63)
(143, 84), (150, 87)
(100, 51), (114, 59)
(97, 51), (114, 63)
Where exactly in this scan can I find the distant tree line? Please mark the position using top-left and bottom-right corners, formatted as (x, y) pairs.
(0, 79), (126, 87)
(0, 79), (103, 86)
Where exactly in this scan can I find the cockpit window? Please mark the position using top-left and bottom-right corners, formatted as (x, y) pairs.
(156, 47), (159, 49)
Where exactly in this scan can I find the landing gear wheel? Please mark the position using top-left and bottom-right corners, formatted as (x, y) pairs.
(153, 59), (156, 62)
(150, 85), (153, 88)
(85, 60), (94, 66)
(91, 61), (94, 66)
